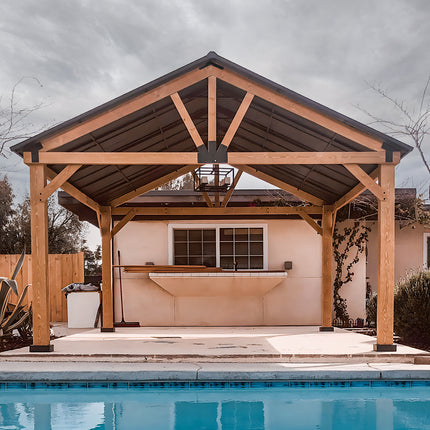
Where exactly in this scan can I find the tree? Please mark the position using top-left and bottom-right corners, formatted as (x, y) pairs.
(0, 176), (87, 254)
(358, 76), (430, 176)
(158, 172), (194, 190)
(0, 176), (15, 236)
(0, 77), (44, 158)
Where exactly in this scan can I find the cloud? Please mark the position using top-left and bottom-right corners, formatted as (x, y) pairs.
(0, 0), (429, 199)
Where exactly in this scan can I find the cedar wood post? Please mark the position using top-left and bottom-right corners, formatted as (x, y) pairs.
(29, 164), (53, 352)
(100, 205), (114, 332)
(320, 205), (335, 331)
(374, 164), (396, 350)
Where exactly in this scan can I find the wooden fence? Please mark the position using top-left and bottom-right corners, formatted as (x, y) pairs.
(0, 253), (84, 322)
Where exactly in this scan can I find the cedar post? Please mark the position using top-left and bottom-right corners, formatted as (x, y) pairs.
(374, 164), (396, 351)
(320, 205), (334, 331)
(100, 205), (114, 332)
(29, 164), (53, 352)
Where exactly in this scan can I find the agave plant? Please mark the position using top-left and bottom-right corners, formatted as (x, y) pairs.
(0, 249), (32, 340)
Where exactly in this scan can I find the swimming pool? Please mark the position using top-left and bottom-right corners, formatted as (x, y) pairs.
(1, 381), (429, 429)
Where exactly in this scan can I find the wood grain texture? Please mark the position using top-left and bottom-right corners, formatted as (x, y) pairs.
(112, 206), (323, 216)
(376, 164), (395, 346)
(30, 164), (50, 346)
(343, 164), (384, 201)
(100, 206), (113, 330)
(321, 205), (334, 328)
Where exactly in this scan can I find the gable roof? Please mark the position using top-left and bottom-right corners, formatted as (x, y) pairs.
(12, 52), (413, 206)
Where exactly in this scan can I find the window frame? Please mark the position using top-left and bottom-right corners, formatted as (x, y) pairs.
(168, 223), (268, 270)
(424, 232), (430, 269)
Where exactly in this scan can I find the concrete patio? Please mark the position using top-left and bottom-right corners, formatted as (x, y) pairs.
(1, 326), (429, 363)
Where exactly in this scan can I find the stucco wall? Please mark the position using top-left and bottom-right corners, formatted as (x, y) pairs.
(112, 219), (333, 326)
(367, 222), (430, 292)
(332, 221), (367, 321)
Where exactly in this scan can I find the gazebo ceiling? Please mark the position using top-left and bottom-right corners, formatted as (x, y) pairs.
(12, 51), (412, 206)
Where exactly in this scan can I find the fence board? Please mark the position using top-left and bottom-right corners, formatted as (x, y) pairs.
(0, 253), (84, 322)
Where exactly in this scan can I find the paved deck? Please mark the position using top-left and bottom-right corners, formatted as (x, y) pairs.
(1, 326), (429, 363)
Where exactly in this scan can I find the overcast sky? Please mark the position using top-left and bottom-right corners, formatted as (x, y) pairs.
(1, 0), (429, 203)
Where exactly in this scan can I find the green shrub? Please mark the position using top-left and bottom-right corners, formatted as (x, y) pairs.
(394, 270), (430, 346)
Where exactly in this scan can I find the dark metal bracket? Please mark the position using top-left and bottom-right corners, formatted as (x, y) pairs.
(197, 142), (228, 163)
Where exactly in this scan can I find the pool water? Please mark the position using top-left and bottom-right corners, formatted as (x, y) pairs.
(0, 382), (430, 429)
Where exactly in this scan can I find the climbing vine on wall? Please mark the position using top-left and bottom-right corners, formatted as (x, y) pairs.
(332, 222), (371, 325)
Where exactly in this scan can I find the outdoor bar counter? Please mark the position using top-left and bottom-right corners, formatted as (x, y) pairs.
(118, 265), (287, 297)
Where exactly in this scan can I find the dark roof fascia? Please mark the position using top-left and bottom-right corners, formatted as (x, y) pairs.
(12, 51), (412, 156)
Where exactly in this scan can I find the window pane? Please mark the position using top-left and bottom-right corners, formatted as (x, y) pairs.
(174, 243), (188, 256)
(189, 230), (202, 241)
(203, 256), (216, 267)
(203, 242), (216, 255)
(236, 256), (248, 270)
(189, 243), (202, 255)
(235, 228), (248, 241)
(220, 228), (233, 241)
(203, 229), (216, 240)
(174, 229), (188, 241)
(175, 257), (188, 265)
(235, 242), (248, 255)
(220, 242), (233, 255)
(250, 228), (263, 241)
(220, 256), (234, 269)
(189, 256), (203, 266)
(250, 242), (263, 255)
(250, 256), (263, 269)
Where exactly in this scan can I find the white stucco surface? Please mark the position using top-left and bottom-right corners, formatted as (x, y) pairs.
(113, 219), (332, 326)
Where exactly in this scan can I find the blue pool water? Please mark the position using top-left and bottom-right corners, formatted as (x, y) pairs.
(0, 381), (429, 429)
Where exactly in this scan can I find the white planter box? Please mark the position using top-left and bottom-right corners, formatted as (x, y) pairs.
(67, 291), (100, 328)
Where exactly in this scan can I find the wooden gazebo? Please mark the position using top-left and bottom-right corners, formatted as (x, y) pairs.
(12, 52), (412, 352)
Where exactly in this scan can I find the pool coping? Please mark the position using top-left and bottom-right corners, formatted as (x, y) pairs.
(0, 362), (430, 382)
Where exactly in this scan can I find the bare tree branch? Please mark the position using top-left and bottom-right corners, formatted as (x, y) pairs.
(0, 77), (46, 158)
(356, 77), (430, 176)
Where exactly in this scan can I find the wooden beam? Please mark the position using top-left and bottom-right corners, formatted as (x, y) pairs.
(333, 167), (379, 212)
(228, 152), (396, 165)
(321, 205), (335, 328)
(40, 67), (211, 152)
(234, 164), (325, 206)
(26, 151), (199, 166)
(209, 66), (384, 152)
(221, 93), (254, 148)
(221, 170), (243, 207)
(375, 164), (396, 349)
(100, 205), (114, 332)
(170, 93), (205, 148)
(46, 167), (101, 213)
(40, 165), (82, 202)
(298, 210), (323, 235)
(25, 151), (400, 166)
(112, 206), (323, 216)
(29, 164), (52, 351)
(111, 208), (136, 238)
(109, 165), (198, 207)
(343, 164), (384, 201)
(208, 75), (217, 142)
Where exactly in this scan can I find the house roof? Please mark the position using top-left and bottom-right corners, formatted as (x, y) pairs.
(12, 52), (413, 206)
(59, 188), (425, 226)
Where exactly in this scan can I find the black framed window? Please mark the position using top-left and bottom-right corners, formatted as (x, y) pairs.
(173, 229), (216, 267)
(220, 227), (263, 270)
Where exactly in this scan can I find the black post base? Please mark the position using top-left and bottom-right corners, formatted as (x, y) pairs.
(101, 327), (115, 333)
(319, 326), (334, 332)
(29, 344), (54, 353)
(373, 344), (397, 352)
